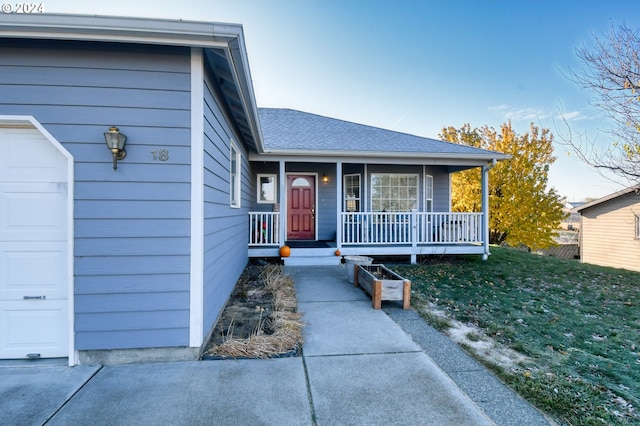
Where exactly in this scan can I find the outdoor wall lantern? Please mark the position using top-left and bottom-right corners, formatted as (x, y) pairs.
(322, 174), (329, 183)
(104, 126), (127, 170)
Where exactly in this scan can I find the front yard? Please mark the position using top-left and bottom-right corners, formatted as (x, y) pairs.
(391, 247), (640, 426)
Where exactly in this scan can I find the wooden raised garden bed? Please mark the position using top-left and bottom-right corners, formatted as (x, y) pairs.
(354, 264), (411, 310)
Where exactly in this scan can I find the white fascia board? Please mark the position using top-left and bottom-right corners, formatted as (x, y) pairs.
(250, 150), (508, 166)
(222, 40), (264, 153)
(0, 13), (240, 48)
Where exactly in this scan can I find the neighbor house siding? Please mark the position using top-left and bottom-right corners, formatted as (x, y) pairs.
(201, 69), (251, 336)
(0, 40), (193, 350)
(580, 192), (640, 272)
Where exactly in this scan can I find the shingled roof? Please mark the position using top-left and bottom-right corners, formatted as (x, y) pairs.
(257, 108), (507, 161)
(574, 184), (640, 213)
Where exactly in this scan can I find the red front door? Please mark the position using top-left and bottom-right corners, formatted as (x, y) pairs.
(287, 175), (316, 240)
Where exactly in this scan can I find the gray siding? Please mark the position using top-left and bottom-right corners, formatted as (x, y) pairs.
(317, 164), (338, 241)
(0, 40), (193, 350)
(429, 166), (451, 212)
(580, 192), (640, 272)
(201, 69), (251, 336)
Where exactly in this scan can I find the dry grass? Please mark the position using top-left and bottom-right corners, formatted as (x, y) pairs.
(204, 265), (303, 359)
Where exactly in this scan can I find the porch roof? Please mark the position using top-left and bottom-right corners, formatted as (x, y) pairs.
(256, 108), (508, 164)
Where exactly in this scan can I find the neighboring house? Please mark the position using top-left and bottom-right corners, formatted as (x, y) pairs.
(0, 14), (507, 365)
(547, 202), (580, 257)
(561, 201), (583, 231)
(574, 185), (640, 272)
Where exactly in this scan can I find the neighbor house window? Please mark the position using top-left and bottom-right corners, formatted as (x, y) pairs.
(230, 141), (241, 207)
(636, 215), (640, 239)
(344, 174), (361, 212)
(425, 175), (433, 212)
(370, 173), (418, 212)
(257, 174), (277, 204)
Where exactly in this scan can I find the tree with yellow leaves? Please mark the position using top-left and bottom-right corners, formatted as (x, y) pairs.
(441, 122), (566, 250)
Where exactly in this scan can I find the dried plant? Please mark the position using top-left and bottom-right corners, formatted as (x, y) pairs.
(205, 265), (303, 359)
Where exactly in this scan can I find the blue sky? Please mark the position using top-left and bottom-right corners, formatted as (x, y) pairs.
(43, 0), (640, 200)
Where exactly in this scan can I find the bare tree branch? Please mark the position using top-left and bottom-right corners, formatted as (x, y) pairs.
(559, 23), (640, 184)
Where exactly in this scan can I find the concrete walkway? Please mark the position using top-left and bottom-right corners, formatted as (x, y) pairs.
(0, 265), (552, 426)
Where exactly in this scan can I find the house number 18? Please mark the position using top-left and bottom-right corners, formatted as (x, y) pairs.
(151, 149), (169, 162)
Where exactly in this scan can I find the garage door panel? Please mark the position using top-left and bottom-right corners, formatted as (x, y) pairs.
(0, 242), (67, 299)
(1, 183), (67, 241)
(0, 300), (68, 358)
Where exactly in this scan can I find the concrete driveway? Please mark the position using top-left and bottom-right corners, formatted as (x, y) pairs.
(0, 265), (552, 426)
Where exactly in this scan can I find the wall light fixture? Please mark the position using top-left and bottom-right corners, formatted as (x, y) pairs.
(104, 126), (127, 170)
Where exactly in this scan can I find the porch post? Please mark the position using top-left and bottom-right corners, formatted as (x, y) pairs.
(481, 160), (496, 260)
(336, 161), (342, 249)
(279, 160), (286, 246)
(410, 209), (417, 264)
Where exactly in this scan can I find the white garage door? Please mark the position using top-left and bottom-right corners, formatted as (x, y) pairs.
(0, 126), (69, 359)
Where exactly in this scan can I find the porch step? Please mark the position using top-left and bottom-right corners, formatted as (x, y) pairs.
(283, 247), (341, 266)
(284, 256), (341, 266)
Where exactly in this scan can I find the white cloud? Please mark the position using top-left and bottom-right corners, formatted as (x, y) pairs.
(488, 104), (510, 112)
(489, 105), (553, 121)
(555, 110), (589, 122)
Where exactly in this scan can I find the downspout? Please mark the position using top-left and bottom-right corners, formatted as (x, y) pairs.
(336, 161), (343, 251)
(482, 159), (497, 260)
(279, 159), (286, 246)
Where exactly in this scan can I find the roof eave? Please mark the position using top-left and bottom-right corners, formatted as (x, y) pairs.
(575, 184), (640, 213)
(0, 13), (264, 152)
(220, 34), (264, 153)
(251, 149), (510, 165)
(0, 13), (238, 47)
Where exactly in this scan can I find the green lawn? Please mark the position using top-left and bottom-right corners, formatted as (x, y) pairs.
(391, 247), (640, 426)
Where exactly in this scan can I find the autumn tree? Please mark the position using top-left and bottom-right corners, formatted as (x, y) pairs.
(563, 23), (640, 181)
(441, 122), (566, 250)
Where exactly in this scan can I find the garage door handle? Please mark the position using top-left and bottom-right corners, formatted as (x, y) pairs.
(23, 295), (46, 300)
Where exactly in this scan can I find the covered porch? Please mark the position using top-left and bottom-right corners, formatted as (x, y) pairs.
(247, 160), (494, 265)
(248, 108), (507, 265)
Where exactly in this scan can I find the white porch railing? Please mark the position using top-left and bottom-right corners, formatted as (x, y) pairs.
(249, 211), (483, 246)
(249, 212), (280, 246)
(341, 211), (483, 245)
(417, 212), (483, 244)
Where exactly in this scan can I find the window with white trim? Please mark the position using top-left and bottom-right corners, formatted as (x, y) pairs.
(370, 173), (418, 212)
(230, 141), (241, 207)
(425, 175), (433, 212)
(344, 174), (361, 212)
(257, 174), (277, 204)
